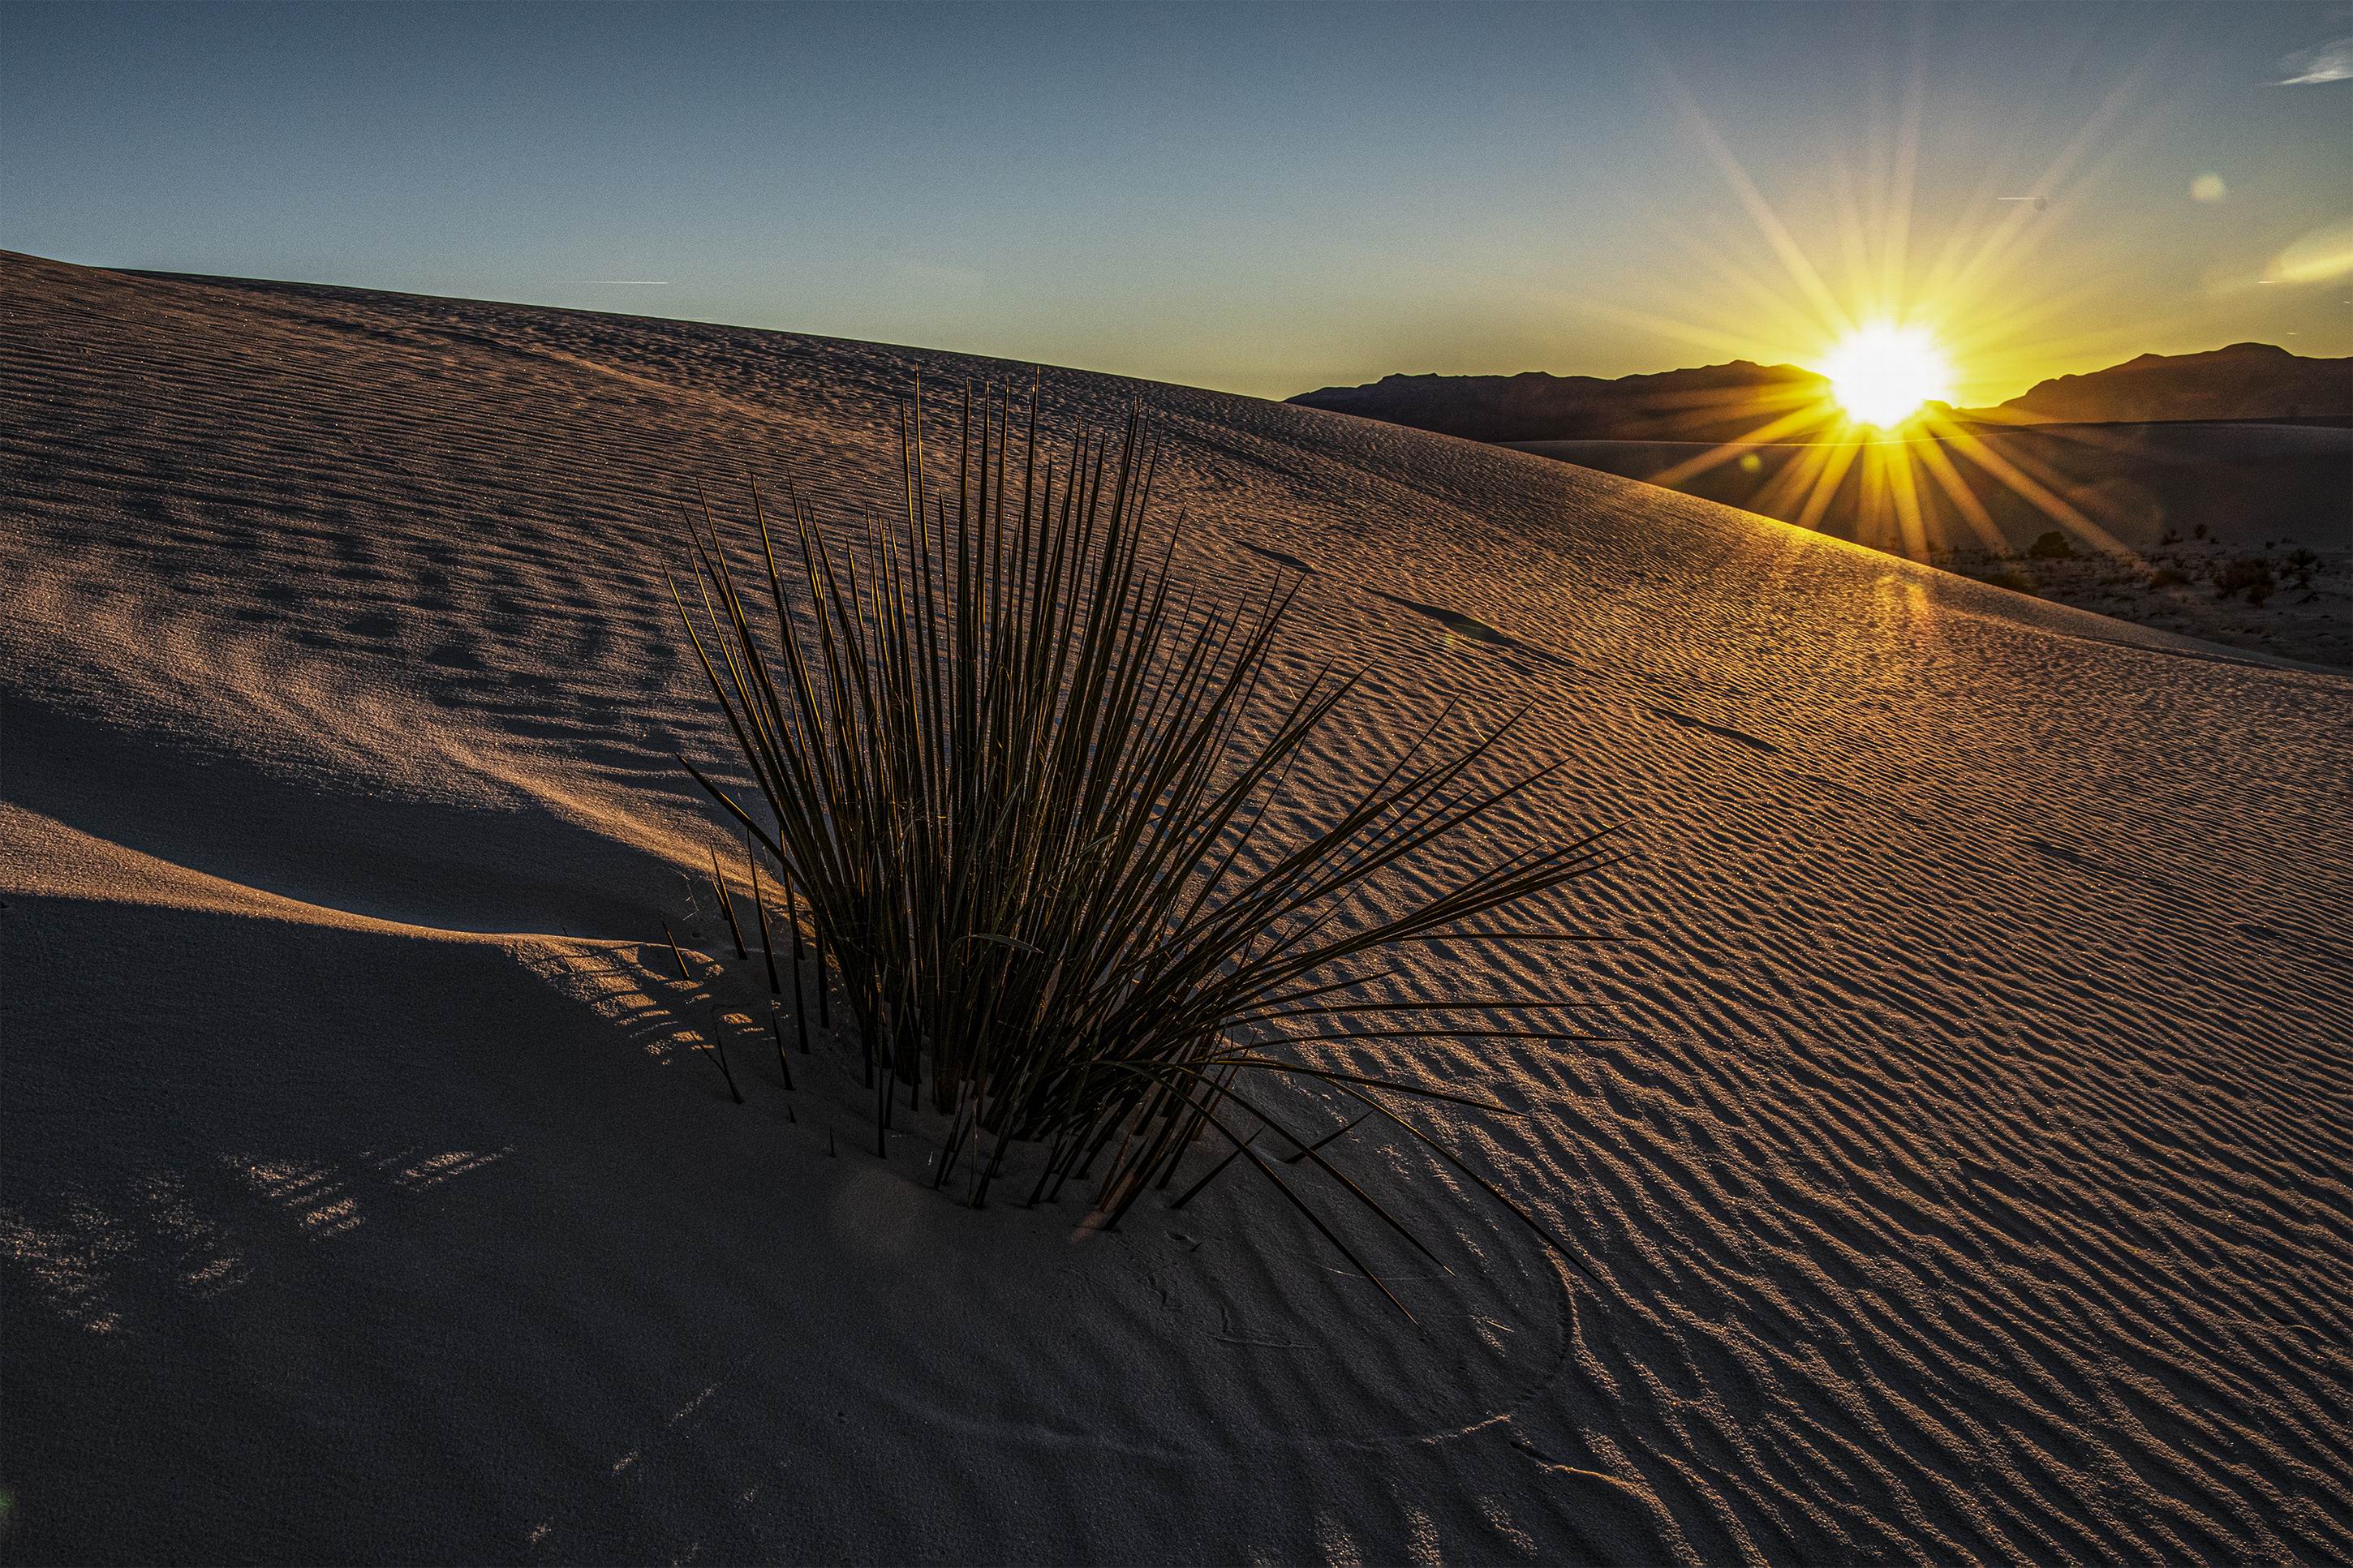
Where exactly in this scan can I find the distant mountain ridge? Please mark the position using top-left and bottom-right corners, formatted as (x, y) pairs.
(1965, 342), (2353, 425)
(1286, 361), (1829, 444)
(1289, 343), (2351, 443)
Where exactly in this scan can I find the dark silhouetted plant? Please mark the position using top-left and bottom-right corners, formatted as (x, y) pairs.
(2027, 530), (2074, 561)
(2214, 556), (2276, 605)
(666, 383), (1618, 1312)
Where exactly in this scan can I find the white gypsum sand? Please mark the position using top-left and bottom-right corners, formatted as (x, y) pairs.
(2, 251), (2349, 1565)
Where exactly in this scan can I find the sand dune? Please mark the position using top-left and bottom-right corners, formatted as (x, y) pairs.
(5, 251), (2351, 1565)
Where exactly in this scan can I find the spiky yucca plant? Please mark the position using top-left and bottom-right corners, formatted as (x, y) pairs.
(670, 383), (1615, 1312)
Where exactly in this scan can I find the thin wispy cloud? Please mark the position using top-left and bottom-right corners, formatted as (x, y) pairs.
(2274, 37), (2353, 84)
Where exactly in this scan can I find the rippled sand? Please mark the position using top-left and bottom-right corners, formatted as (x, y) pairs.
(4, 251), (2348, 1564)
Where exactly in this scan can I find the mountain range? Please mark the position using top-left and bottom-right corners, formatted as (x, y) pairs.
(1989, 342), (2351, 425)
(1288, 342), (2352, 444)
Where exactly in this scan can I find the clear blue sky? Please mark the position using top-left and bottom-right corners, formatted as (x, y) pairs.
(5, 1), (2347, 401)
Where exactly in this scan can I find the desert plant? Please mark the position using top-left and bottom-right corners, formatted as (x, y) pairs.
(2148, 565), (2190, 590)
(665, 384), (1617, 1311)
(2284, 548), (2321, 590)
(2027, 530), (2074, 560)
(2214, 556), (2276, 605)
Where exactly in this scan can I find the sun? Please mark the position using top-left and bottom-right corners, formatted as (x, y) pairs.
(1820, 323), (1953, 429)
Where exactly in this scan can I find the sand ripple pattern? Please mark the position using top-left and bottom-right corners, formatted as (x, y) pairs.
(3, 252), (2348, 1566)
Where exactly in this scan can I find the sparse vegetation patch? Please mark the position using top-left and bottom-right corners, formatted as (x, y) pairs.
(2214, 556), (2277, 606)
(664, 384), (1618, 1310)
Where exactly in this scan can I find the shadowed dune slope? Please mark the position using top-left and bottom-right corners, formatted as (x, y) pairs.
(3, 251), (2350, 1566)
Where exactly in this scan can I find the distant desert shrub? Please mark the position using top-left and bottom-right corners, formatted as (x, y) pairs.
(2148, 566), (2191, 590)
(2027, 530), (2075, 560)
(2284, 548), (2321, 589)
(1986, 566), (2039, 595)
(664, 385), (1612, 1309)
(2214, 556), (2276, 605)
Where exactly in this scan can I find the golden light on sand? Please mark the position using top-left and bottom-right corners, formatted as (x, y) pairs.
(1819, 323), (1952, 429)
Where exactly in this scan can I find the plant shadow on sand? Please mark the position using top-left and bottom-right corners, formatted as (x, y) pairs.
(1, 853), (1628, 1565)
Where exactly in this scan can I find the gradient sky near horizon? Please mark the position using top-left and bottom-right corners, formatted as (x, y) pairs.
(5, 1), (2349, 403)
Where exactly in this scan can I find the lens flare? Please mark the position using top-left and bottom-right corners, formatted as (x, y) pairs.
(1821, 324), (1953, 428)
(1615, 66), (2160, 561)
